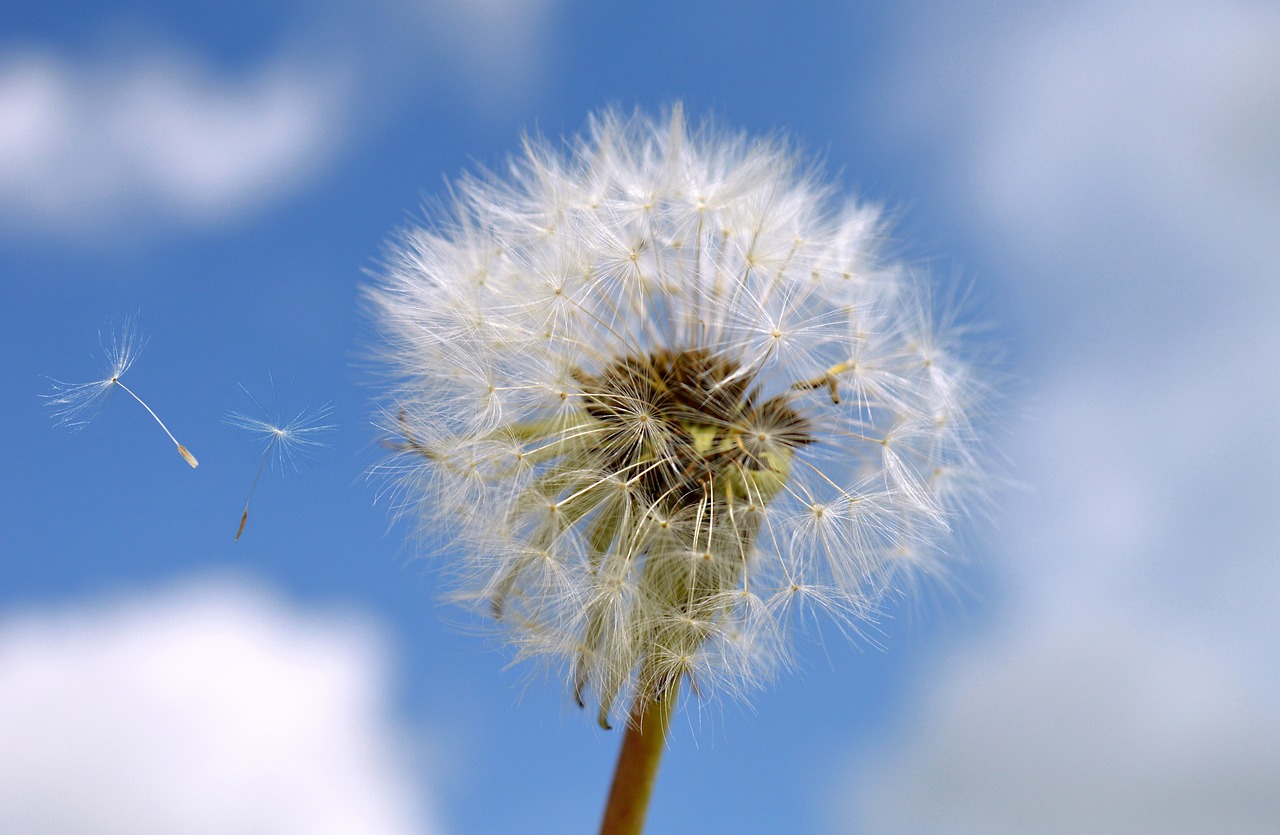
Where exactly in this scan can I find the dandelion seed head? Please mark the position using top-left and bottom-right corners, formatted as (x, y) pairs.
(369, 106), (994, 724)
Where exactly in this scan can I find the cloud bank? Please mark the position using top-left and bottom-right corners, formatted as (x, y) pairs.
(840, 1), (1280, 831)
(0, 578), (440, 835)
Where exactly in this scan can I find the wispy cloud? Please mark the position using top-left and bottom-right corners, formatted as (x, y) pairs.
(0, 49), (349, 238)
(388, 0), (563, 103)
(0, 0), (568, 241)
(0, 578), (442, 835)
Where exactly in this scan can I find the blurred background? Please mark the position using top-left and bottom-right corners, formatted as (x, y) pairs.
(3, 1), (1278, 832)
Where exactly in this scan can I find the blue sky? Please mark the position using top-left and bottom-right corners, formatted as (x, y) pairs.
(3, 1), (1278, 833)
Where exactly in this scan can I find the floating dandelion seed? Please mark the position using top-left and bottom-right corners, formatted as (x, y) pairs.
(226, 383), (335, 541)
(46, 319), (198, 468)
(368, 106), (996, 833)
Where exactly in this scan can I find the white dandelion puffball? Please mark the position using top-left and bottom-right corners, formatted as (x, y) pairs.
(370, 107), (991, 727)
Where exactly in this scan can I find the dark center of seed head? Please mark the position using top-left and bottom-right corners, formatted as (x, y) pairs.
(574, 347), (812, 509)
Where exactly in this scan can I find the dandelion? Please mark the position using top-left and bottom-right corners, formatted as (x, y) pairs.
(368, 106), (994, 833)
(46, 319), (199, 468)
(226, 382), (335, 541)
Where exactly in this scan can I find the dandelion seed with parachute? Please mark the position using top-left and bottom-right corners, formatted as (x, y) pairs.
(368, 105), (998, 834)
(226, 382), (336, 541)
(45, 319), (198, 468)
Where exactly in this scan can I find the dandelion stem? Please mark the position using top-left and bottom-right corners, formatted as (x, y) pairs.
(235, 435), (277, 541)
(599, 677), (679, 835)
(114, 379), (198, 468)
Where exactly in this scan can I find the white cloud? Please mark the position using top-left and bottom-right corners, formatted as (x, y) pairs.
(974, 0), (1280, 322)
(0, 578), (442, 835)
(1004, 346), (1280, 650)
(0, 50), (349, 238)
(846, 615), (1280, 835)
(881, 0), (1280, 336)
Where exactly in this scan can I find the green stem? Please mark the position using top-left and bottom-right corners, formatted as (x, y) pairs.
(598, 680), (678, 835)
